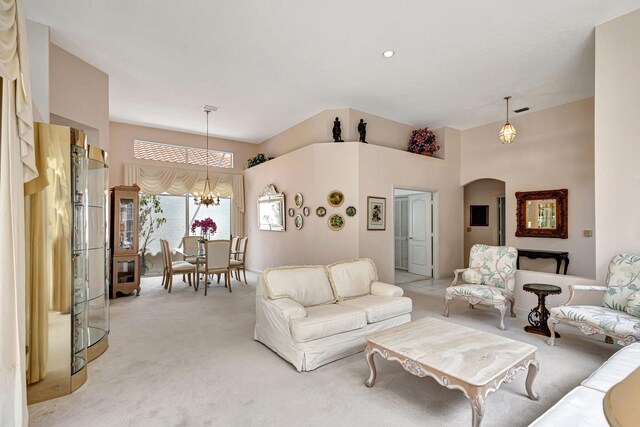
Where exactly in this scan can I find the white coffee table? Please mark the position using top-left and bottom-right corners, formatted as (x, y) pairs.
(364, 317), (539, 427)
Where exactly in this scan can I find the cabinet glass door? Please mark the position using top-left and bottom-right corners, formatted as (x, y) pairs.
(87, 155), (109, 360)
(118, 198), (135, 252)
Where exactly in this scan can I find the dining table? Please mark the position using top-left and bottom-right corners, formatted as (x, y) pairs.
(172, 247), (243, 291)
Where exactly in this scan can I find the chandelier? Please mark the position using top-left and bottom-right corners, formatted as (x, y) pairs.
(193, 105), (220, 206)
(498, 96), (517, 144)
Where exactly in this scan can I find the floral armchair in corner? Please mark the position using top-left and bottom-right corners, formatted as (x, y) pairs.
(444, 244), (518, 330)
(547, 253), (640, 346)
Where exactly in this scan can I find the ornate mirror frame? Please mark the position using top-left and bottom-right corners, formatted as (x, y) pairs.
(515, 189), (568, 239)
(257, 184), (286, 231)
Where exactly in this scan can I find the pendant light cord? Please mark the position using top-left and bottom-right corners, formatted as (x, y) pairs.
(206, 110), (210, 179)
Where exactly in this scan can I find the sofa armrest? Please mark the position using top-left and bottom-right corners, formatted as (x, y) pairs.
(266, 298), (307, 321)
(371, 281), (404, 297)
(451, 269), (466, 286)
(563, 285), (608, 306)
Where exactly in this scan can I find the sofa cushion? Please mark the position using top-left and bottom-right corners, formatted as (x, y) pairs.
(446, 284), (507, 302)
(602, 253), (640, 311)
(581, 343), (640, 393)
(529, 386), (606, 427)
(550, 305), (640, 338)
(625, 291), (640, 317)
(338, 295), (412, 323)
(462, 268), (483, 284)
(262, 266), (335, 307)
(327, 258), (377, 300)
(290, 304), (367, 342)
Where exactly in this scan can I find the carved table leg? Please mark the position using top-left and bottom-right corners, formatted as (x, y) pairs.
(365, 347), (377, 388)
(525, 360), (539, 401)
(470, 396), (485, 427)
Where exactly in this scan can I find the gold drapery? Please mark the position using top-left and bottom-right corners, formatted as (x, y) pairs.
(24, 124), (49, 384)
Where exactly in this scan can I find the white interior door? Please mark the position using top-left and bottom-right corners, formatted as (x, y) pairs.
(394, 198), (409, 270)
(408, 193), (432, 276)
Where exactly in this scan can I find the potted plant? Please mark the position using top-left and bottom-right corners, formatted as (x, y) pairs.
(408, 128), (440, 156)
(247, 153), (275, 168)
(191, 217), (217, 255)
(139, 194), (167, 274)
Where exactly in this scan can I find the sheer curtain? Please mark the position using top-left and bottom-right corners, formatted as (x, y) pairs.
(0, 0), (37, 425)
(124, 164), (245, 237)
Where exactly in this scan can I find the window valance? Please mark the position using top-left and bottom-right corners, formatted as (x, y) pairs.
(124, 163), (245, 236)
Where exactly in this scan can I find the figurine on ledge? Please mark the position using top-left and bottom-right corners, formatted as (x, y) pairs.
(332, 117), (344, 142)
(358, 119), (367, 143)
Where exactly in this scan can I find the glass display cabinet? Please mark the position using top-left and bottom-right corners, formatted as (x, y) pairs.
(26, 123), (109, 404)
(110, 185), (141, 298)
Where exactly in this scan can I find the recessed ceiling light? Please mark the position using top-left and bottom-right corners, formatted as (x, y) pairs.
(382, 50), (395, 58)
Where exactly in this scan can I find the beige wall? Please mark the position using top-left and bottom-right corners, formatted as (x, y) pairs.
(463, 179), (505, 265)
(109, 122), (259, 186)
(258, 108), (421, 159)
(244, 131), (463, 283)
(258, 108), (350, 157)
(594, 9), (640, 280)
(244, 143), (360, 270)
(357, 127), (463, 282)
(49, 43), (109, 151)
(26, 20), (49, 122)
(460, 98), (595, 278)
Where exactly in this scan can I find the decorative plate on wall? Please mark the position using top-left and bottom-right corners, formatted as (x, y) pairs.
(295, 214), (303, 230)
(294, 193), (303, 208)
(327, 190), (344, 207)
(328, 214), (345, 231)
(346, 206), (357, 217)
(288, 208), (295, 217)
(316, 207), (327, 217)
(303, 207), (310, 216)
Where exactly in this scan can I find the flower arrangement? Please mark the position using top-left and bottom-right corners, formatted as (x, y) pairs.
(408, 128), (440, 155)
(191, 217), (217, 241)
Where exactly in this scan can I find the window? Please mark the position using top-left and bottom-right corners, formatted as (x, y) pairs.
(133, 140), (233, 169)
(139, 193), (232, 276)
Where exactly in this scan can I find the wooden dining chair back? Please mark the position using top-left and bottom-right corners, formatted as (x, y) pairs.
(161, 239), (196, 293)
(198, 240), (232, 295)
(159, 238), (170, 288)
(182, 236), (200, 262)
(230, 236), (240, 260)
(231, 237), (248, 284)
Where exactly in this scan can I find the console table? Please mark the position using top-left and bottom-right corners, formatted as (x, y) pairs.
(517, 249), (569, 275)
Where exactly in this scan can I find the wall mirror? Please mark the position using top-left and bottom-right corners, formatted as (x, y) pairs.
(515, 189), (568, 238)
(257, 184), (286, 231)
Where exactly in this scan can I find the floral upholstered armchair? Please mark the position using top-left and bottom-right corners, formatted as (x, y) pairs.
(444, 244), (518, 330)
(547, 254), (640, 346)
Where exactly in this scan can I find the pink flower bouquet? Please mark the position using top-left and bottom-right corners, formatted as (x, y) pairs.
(408, 128), (440, 154)
(191, 218), (217, 241)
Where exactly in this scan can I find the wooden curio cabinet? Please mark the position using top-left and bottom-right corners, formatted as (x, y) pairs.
(110, 185), (141, 298)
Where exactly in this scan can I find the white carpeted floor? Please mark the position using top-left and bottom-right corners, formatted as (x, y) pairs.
(29, 273), (620, 427)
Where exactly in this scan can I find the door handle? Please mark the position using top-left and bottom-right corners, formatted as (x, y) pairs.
(408, 237), (412, 240)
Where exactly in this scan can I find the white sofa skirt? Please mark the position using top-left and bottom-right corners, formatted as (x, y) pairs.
(254, 302), (411, 372)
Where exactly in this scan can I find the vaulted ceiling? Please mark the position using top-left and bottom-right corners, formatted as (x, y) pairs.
(24, 0), (640, 143)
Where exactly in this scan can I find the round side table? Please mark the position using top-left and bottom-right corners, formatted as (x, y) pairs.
(523, 283), (562, 338)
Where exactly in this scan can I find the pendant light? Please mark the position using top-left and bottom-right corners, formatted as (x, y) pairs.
(498, 96), (517, 144)
(193, 105), (220, 207)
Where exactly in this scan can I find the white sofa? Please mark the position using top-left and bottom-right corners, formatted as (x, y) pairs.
(530, 343), (640, 426)
(254, 259), (412, 371)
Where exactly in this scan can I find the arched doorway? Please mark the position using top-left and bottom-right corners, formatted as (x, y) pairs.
(463, 179), (506, 265)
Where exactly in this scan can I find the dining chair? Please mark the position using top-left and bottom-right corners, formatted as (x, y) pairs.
(230, 235), (239, 260)
(181, 235), (200, 281)
(160, 239), (196, 293)
(231, 237), (248, 285)
(197, 240), (232, 295)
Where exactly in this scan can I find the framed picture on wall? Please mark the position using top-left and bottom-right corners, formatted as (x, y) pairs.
(470, 205), (489, 227)
(367, 196), (386, 230)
